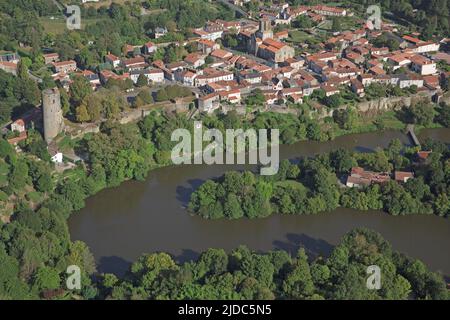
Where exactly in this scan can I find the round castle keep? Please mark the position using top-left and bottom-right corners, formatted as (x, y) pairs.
(42, 87), (64, 144)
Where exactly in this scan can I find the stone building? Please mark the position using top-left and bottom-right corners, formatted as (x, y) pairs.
(42, 88), (64, 144)
(248, 19), (295, 64)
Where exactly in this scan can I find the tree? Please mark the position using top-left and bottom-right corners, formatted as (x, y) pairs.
(197, 248), (228, 278)
(436, 102), (450, 127)
(83, 94), (102, 121)
(245, 89), (265, 106)
(404, 177), (430, 201)
(333, 109), (355, 129)
(408, 102), (435, 126)
(32, 266), (60, 292)
(323, 94), (342, 109)
(136, 74), (148, 87)
(224, 193), (244, 219)
(282, 249), (315, 299)
(60, 89), (70, 116)
(9, 159), (29, 190)
(76, 105), (91, 123)
(330, 148), (356, 173)
(306, 122), (321, 140)
(59, 180), (86, 211)
(331, 17), (342, 32)
(372, 33), (399, 51)
(133, 90), (153, 108)
(295, 15), (313, 29)
(205, 56), (214, 65)
(433, 193), (449, 216)
(102, 93), (122, 119)
(70, 76), (92, 106)
(286, 164), (300, 179)
(66, 241), (97, 275)
(155, 88), (168, 102)
(36, 172), (54, 193)
(131, 252), (176, 288)
(310, 263), (330, 287)
(0, 138), (14, 158)
(241, 254), (274, 288)
(223, 34), (238, 48)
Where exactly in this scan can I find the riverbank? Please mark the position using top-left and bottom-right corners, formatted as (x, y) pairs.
(187, 146), (448, 220)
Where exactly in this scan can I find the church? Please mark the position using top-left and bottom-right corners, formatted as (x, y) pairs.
(248, 19), (295, 65)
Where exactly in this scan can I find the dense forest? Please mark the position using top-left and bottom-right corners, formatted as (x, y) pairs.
(189, 139), (450, 219)
(0, 67), (42, 125)
(94, 228), (448, 300)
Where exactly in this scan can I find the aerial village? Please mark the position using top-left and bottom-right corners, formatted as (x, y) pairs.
(0, 1), (449, 182)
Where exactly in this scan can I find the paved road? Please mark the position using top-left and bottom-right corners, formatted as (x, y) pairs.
(51, 0), (65, 13)
(28, 70), (43, 83)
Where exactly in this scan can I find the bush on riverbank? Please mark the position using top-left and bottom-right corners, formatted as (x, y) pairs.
(95, 228), (448, 300)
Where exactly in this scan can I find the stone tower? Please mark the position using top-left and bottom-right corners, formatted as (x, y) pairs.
(42, 87), (64, 144)
(256, 18), (273, 40)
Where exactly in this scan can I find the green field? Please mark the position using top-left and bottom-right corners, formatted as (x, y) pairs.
(39, 17), (106, 34)
(288, 30), (312, 43)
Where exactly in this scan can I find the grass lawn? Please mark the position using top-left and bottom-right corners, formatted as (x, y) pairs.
(26, 191), (43, 203)
(58, 135), (81, 153)
(39, 18), (67, 35)
(339, 16), (365, 30)
(82, 0), (129, 9)
(39, 17), (106, 34)
(0, 190), (8, 202)
(374, 111), (406, 130)
(317, 20), (332, 31)
(275, 180), (306, 190)
(288, 30), (312, 43)
(333, 110), (406, 137)
(57, 167), (86, 184)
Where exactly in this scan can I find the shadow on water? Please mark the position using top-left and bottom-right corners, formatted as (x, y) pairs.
(176, 178), (205, 205)
(287, 156), (303, 164)
(273, 233), (334, 260)
(175, 249), (201, 264)
(354, 146), (375, 153)
(97, 256), (131, 277)
(97, 251), (202, 277)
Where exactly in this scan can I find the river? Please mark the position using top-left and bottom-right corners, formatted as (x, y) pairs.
(68, 128), (450, 277)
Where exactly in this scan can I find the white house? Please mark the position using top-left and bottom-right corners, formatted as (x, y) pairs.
(175, 70), (197, 86)
(194, 70), (234, 87)
(105, 54), (121, 69)
(398, 74), (424, 88)
(130, 69), (164, 84)
(154, 27), (168, 39)
(143, 42), (157, 55)
(198, 92), (220, 113)
(146, 69), (164, 83)
(183, 53), (206, 69)
(193, 29), (223, 41)
(410, 55), (437, 75)
(412, 41), (440, 54)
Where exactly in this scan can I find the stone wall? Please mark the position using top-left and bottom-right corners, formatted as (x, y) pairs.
(353, 91), (436, 113)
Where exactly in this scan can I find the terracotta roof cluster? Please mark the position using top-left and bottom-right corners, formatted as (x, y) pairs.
(347, 167), (391, 186)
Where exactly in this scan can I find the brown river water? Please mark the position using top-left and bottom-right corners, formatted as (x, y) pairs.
(68, 129), (450, 277)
